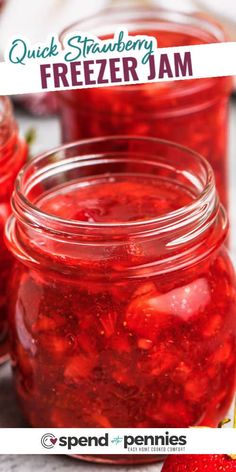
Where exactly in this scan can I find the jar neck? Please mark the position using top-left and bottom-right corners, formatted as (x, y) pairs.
(6, 137), (228, 278)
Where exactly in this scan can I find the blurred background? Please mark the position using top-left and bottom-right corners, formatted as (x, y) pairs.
(0, 2), (235, 471)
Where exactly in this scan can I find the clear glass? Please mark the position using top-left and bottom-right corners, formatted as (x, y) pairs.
(0, 97), (27, 362)
(59, 6), (233, 208)
(5, 137), (236, 465)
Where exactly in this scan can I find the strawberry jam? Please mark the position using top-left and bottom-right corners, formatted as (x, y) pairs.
(0, 97), (27, 361)
(59, 7), (232, 207)
(5, 138), (236, 464)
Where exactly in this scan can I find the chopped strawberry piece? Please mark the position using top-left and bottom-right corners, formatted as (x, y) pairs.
(148, 401), (197, 427)
(91, 413), (111, 428)
(146, 278), (210, 320)
(39, 334), (70, 359)
(138, 343), (179, 376)
(202, 314), (223, 337)
(76, 333), (97, 354)
(172, 361), (192, 383)
(109, 333), (132, 353)
(112, 360), (136, 386)
(184, 376), (209, 403)
(0, 202), (11, 227)
(126, 279), (210, 339)
(64, 355), (97, 381)
(126, 282), (165, 340)
(212, 341), (233, 363)
(50, 408), (81, 428)
(32, 315), (65, 333)
(98, 310), (117, 338)
(137, 338), (153, 350)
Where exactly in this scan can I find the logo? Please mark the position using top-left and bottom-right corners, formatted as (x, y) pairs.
(40, 430), (187, 453)
(111, 436), (123, 445)
(41, 433), (58, 449)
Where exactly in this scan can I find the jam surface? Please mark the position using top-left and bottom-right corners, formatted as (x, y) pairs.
(8, 173), (236, 444)
(38, 176), (193, 222)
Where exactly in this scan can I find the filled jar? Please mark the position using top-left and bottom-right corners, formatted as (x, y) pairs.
(5, 137), (236, 464)
(59, 7), (233, 208)
(0, 97), (27, 361)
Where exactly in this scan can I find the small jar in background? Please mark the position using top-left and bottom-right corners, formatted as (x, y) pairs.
(0, 97), (27, 362)
(59, 7), (233, 208)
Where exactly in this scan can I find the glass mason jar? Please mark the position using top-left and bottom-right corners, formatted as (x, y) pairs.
(5, 137), (236, 465)
(59, 7), (233, 208)
(0, 97), (27, 362)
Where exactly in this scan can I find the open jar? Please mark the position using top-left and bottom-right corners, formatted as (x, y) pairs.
(59, 7), (233, 208)
(5, 137), (236, 464)
(0, 97), (27, 362)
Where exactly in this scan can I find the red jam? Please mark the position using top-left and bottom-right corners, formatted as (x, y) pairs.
(39, 178), (193, 222)
(0, 97), (27, 361)
(59, 8), (232, 207)
(5, 138), (236, 465)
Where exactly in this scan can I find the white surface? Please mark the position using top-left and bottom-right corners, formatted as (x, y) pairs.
(153, 0), (236, 18)
(0, 99), (235, 471)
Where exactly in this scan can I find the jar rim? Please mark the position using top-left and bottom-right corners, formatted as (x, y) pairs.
(12, 135), (218, 236)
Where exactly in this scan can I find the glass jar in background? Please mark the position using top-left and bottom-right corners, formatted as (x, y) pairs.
(59, 7), (233, 208)
(0, 97), (27, 362)
(5, 137), (236, 465)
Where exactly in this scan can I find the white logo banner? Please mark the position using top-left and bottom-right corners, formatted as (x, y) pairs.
(0, 428), (235, 454)
(0, 30), (236, 95)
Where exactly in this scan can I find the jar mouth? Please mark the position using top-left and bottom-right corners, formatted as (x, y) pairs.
(12, 136), (217, 239)
(7, 136), (227, 277)
(59, 5), (229, 103)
